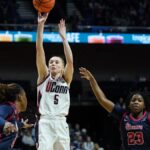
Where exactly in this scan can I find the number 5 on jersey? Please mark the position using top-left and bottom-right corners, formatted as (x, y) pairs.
(54, 94), (59, 104)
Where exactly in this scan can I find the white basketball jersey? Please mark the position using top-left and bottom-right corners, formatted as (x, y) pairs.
(37, 75), (70, 117)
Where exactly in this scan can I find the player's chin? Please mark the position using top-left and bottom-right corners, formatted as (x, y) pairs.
(131, 107), (141, 114)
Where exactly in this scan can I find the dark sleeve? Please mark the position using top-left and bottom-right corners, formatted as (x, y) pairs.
(17, 121), (24, 129)
(0, 105), (13, 127)
(110, 104), (126, 120)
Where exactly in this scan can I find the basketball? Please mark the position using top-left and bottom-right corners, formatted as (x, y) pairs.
(33, 0), (55, 13)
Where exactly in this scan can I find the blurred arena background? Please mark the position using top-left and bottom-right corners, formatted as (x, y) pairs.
(0, 0), (150, 150)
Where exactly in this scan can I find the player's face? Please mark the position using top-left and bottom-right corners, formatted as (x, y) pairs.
(129, 94), (145, 114)
(48, 57), (64, 76)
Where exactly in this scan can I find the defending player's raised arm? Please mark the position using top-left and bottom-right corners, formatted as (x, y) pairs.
(58, 19), (74, 85)
(79, 67), (115, 113)
(36, 12), (49, 84)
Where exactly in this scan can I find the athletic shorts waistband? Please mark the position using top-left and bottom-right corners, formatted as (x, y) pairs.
(40, 115), (66, 120)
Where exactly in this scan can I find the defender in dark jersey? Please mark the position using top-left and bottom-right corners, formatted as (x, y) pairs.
(0, 83), (33, 150)
(79, 67), (150, 150)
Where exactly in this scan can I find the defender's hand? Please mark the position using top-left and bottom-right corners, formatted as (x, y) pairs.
(58, 19), (67, 41)
(3, 122), (17, 135)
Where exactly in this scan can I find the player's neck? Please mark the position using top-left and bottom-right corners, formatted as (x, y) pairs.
(131, 111), (144, 119)
(51, 73), (62, 80)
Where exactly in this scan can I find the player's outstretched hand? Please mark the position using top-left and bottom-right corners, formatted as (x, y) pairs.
(21, 119), (34, 129)
(79, 67), (93, 81)
(38, 12), (49, 24)
(3, 122), (17, 135)
(58, 19), (67, 41)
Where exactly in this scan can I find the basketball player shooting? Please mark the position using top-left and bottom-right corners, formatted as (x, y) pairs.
(35, 12), (74, 150)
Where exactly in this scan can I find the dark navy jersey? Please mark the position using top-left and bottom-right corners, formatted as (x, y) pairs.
(0, 102), (23, 150)
(111, 105), (150, 150)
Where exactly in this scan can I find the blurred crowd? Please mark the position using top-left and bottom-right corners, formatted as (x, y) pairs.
(70, 123), (104, 150)
(0, 0), (20, 25)
(0, 0), (150, 31)
(72, 0), (150, 27)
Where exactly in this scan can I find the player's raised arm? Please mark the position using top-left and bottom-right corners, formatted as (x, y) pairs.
(36, 12), (49, 84)
(79, 67), (114, 113)
(58, 19), (74, 85)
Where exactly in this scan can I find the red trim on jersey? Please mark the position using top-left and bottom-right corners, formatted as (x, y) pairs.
(5, 102), (19, 121)
(129, 111), (147, 122)
(11, 133), (18, 149)
(37, 74), (49, 87)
